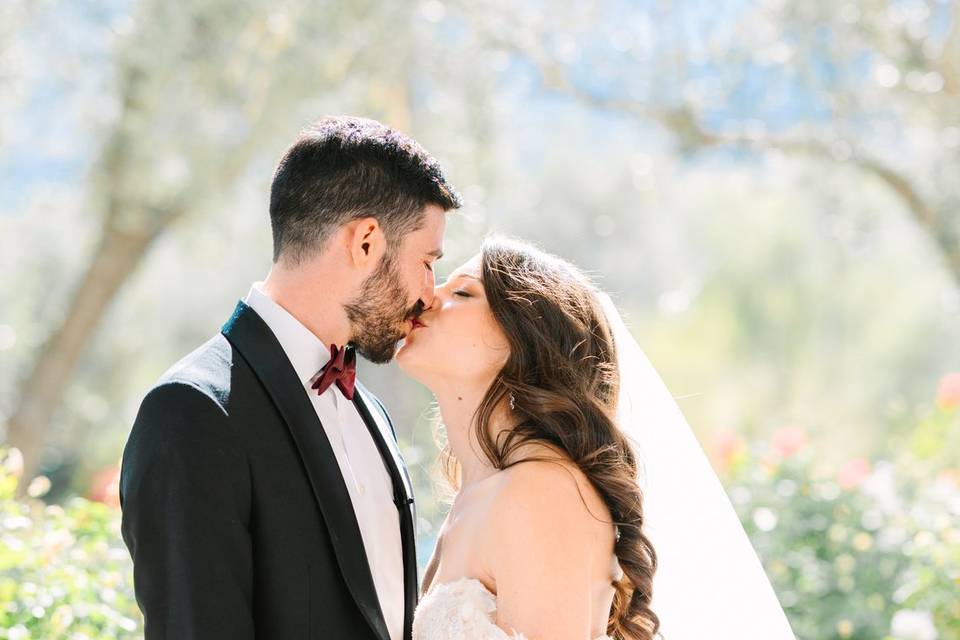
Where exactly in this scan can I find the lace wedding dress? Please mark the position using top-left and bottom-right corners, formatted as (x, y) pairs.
(412, 576), (614, 640)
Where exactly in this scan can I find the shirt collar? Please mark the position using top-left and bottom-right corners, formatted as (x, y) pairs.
(243, 281), (331, 385)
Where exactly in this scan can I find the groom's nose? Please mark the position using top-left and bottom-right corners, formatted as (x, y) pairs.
(421, 266), (437, 308)
(420, 282), (437, 309)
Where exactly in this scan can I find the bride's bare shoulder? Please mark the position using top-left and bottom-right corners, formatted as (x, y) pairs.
(486, 450), (612, 544)
(474, 451), (615, 635)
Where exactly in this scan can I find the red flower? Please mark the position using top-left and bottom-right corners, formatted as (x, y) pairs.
(88, 466), (121, 509)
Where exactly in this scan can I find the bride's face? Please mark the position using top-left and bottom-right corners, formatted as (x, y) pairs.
(396, 253), (510, 389)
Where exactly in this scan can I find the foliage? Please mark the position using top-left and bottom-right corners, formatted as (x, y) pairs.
(0, 448), (141, 639)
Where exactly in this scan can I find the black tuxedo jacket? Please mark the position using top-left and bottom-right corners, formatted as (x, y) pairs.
(119, 300), (418, 640)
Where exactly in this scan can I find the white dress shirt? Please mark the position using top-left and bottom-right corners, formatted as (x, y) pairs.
(244, 282), (404, 640)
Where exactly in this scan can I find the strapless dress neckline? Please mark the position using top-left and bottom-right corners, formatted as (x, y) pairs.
(413, 576), (613, 640)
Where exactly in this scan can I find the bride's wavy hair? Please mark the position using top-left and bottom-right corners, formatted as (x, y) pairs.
(435, 236), (660, 640)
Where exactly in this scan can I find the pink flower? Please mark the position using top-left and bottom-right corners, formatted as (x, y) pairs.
(710, 429), (746, 473)
(937, 469), (959, 486)
(936, 372), (960, 410)
(838, 457), (871, 490)
(771, 425), (808, 459)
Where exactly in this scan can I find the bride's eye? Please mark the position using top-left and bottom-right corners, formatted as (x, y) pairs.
(453, 290), (471, 298)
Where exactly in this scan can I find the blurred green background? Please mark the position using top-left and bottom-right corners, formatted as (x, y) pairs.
(1, 0), (958, 638)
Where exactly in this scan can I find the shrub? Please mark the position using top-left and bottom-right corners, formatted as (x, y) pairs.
(0, 448), (142, 639)
(714, 395), (959, 640)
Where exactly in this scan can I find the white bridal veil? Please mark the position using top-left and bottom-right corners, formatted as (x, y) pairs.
(597, 291), (797, 640)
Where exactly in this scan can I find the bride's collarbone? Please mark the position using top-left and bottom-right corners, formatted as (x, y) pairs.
(432, 532), (490, 580)
(425, 492), (501, 596)
(427, 456), (614, 593)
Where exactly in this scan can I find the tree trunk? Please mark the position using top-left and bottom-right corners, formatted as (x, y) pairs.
(6, 222), (162, 491)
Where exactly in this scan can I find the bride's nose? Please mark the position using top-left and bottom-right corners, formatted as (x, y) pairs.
(420, 285), (449, 315)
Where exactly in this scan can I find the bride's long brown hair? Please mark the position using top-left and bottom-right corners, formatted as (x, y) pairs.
(434, 236), (660, 640)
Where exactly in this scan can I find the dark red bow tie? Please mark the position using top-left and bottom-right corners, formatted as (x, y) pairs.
(311, 343), (357, 400)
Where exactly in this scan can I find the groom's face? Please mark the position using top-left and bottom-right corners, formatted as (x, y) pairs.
(344, 204), (446, 363)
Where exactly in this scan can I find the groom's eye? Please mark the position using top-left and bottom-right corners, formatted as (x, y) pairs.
(424, 261), (434, 272)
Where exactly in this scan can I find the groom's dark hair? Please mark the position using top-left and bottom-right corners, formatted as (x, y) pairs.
(269, 115), (462, 265)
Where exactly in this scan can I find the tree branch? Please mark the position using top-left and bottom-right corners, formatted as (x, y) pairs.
(493, 33), (958, 287)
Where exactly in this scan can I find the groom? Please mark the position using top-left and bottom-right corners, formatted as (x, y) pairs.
(119, 115), (461, 640)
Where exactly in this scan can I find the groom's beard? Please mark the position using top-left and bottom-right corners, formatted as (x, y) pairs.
(344, 250), (423, 364)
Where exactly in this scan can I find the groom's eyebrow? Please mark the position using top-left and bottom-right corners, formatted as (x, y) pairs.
(426, 248), (444, 259)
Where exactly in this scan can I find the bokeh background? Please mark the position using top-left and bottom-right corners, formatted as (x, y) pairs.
(1, 0), (959, 638)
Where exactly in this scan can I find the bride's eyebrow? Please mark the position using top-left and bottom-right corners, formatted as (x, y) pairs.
(444, 273), (480, 285)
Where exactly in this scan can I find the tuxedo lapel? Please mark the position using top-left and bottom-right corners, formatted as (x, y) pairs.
(221, 301), (390, 640)
(352, 382), (419, 640)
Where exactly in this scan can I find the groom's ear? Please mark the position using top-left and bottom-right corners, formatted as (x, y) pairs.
(346, 216), (387, 273)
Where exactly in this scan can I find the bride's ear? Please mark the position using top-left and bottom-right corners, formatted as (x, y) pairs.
(346, 217), (387, 274)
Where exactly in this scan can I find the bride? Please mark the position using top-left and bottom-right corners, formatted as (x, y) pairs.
(396, 236), (796, 640)
(397, 236), (651, 639)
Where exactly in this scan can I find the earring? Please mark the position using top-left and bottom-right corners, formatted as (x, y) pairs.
(509, 393), (516, 410)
